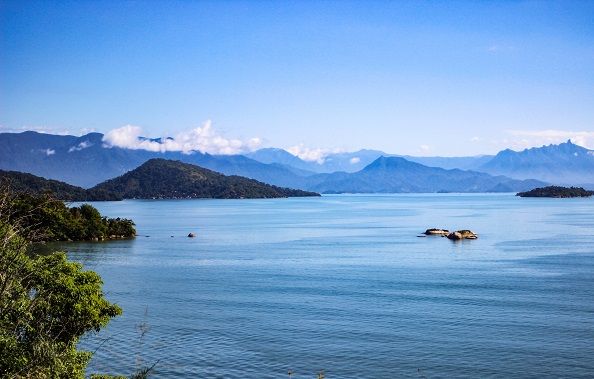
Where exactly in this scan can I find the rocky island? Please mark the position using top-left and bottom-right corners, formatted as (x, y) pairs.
(516, 186), (593, 198)
(447, 230), (478, 240)
(422, 228), (478, 240)
(424, 228), (449, 236)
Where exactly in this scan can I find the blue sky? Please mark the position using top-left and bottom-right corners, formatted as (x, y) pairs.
(1, 0), (593, 158)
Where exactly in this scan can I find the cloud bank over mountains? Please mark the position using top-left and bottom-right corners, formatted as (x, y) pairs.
(102, 121), (262, 155)
(77, 121), (594, 160)
(286, 144), (344, 164)
(101, 121), (344, 163)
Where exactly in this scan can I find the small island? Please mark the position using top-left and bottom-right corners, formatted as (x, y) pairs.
(516, 186), (594, 198)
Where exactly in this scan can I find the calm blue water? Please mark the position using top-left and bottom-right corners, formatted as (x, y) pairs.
(62, 194), (594, 378)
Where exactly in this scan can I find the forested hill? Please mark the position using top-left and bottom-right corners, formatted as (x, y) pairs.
(0, 169), (119, 201)
(90, 159), (320, 199)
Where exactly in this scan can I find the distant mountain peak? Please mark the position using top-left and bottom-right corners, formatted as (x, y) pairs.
(529, 139), (586, 152)
(364, 156), (421, 170)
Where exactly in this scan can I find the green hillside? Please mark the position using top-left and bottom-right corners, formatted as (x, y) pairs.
(91, 158), (320, 199)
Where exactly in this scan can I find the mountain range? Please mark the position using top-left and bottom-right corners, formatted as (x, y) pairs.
(303, 156), (544, 193)
(244, 141), (594, 187)
(477, 140), (594, 186)
(246, 148), (389, 173)
(2, 131), (593, 192)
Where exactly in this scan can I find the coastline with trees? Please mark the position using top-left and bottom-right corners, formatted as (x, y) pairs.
(0, 186), (139, 378)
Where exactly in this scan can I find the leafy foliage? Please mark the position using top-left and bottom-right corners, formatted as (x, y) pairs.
(91, 158), (320, 199)
(4, 192), (135, 242)
(516, 186), (594, 198)
(0, 222), (122, 378)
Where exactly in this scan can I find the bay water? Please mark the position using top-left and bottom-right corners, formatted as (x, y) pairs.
(62, 194), (594, 378)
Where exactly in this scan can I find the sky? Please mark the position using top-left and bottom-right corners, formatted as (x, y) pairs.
(1, 0), (594, 159)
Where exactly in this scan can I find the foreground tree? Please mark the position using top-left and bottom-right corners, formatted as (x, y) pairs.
(0, 188), (122, 378)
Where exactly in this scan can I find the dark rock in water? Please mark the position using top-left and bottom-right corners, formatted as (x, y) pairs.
(424, 228), (449, 236)
(447, 230), (478, 240)
(188, 232), (196, 238)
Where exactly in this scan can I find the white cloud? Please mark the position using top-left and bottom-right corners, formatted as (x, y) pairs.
(68, 140), (93, 152)
(419, 144), (430, 153)
(44, 149), (55, 156)
(349, 157), (360, 164)
(102, 121), (262, 155)
(507, 130), (594, 150)
(246, 137), (262, 151)
(286, 144), (343, 164)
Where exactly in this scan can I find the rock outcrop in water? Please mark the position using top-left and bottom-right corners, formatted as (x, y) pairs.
(447, 230), (478, 240)
(422, 228), (478, 241)
(424, 228), (449, 236)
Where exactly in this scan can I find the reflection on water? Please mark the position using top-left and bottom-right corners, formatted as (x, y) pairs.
(57, 194), (594, 378)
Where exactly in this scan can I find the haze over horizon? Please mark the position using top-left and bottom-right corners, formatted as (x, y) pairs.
(2, 1), (593, 159)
